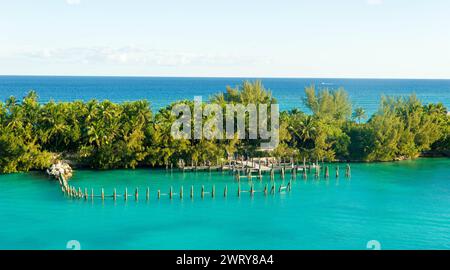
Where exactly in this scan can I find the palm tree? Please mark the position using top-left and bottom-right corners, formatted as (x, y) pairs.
(352, 107), (367, 124)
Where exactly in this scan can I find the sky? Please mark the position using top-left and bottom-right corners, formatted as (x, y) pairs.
(0, 0), (449, 78)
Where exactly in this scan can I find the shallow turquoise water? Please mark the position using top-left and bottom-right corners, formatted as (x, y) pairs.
(0, 158), (449, 250)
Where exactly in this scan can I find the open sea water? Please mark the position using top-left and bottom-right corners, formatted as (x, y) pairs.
(0, 76), (449, 115)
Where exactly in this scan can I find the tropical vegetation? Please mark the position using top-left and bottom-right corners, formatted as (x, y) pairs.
(0, 81), (448, 173)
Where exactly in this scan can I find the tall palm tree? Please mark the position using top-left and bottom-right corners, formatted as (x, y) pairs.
(352, 107), (367, 124)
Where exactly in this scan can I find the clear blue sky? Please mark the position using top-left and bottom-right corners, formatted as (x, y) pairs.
(0, 0), (449, 78)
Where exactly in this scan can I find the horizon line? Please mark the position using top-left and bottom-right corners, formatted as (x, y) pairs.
(1, 74), (450, 80)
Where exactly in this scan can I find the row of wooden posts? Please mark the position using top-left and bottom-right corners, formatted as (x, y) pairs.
(61, 181), (293, 201)
(235, 164), (351, 181)
(175, 157), (350, 171)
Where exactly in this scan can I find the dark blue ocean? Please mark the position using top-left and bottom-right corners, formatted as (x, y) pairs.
(0, 76), (449, 115)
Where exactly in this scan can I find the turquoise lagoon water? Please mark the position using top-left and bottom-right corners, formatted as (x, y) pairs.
(0, 158), (449, 250)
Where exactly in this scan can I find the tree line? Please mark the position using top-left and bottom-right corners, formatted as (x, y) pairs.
(0, 81), (448, 173)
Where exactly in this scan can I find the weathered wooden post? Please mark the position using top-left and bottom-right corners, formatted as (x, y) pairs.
(113, 188), (117, 201)
(325, 166), (329, 178)
(101, 188), (105, 201)
(146, 187), (150, 201)
(190, 185), (194, 199)
(91, 188), (94, 200)
(346, 164), (351, 177)
(224, 185), (228, 197)
(270, 184), (275, 195)
(201, 185), (204, 199)
(288, 180), (292, 192)
(315, 166), (319, 178)
(169, 186), (173, 199)
(124, 187), (128, 201)
(211, 185), (215, 198)
(157, 189), (161, 199)
(237, 185), (241, 197)
(336, 166), (339, 178)
(270, 169), (275, 180)
(281, 167), (285, 179)
(78, 187), (82, 198)
(264, 184), (268, 196)
(84, 188), (88, 200)
(135, 187), (139, 201)
(180, 186), (183, 199)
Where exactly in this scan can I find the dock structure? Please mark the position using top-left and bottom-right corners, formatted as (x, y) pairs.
(55, 157), (353, 203)
(177, 157), (320, 178)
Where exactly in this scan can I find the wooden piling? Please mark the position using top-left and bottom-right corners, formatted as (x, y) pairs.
(84, 188), (88, 200)
(237, 185), (241, 197)
(190, 185), (194, 199)
(180, 186), (183, 199)
(146, 187), (150, 201)
(101, 188), (105, 200)
(201, 185), (204, 198)
(336, 166), (339, 178)
(250, 184), (254, 196)
(212, 185), (215, 198)
(224, 185), (227, 197)
(264, 184), (268, 196)
(270, 184), (275, 195)
(325, 166), (329, 178)
(169, 186), (173, 199)
(135, 187), (139, 201)
(157, 189), (161, 199)
(91, 188), (94, 200)
(346, 164), (351, 177)
(124, 187), (128, 201)
(113, 188), (117, 201)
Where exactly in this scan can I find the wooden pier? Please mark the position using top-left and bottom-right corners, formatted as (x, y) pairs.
(56, 158), (352, 202)
(58, 180), (298, 202)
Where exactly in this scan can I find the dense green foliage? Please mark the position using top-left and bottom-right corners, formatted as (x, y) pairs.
(0, 81), (448, 173)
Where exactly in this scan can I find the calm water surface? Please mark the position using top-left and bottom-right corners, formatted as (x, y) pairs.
(0, 158), (449, 250)
(1, 76), (449, 115)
